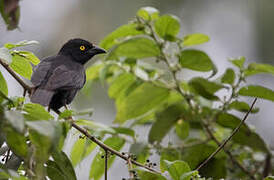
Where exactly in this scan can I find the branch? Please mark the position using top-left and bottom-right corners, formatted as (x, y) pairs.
(0, 58), (161, 175)
(196, 98), (257, 180)
(105, 150), (108, 180)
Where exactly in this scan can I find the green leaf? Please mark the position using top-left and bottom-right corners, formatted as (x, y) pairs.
(10, 54), (32, 79)
(154, 15), (180, 41)
(23, 103), (53, 121)
(183, 33), (210, 46)
(26, 121), (62, 144)
(50, 151), (77, 180)
(181, 144), (216, 169)
(149, 103), (185, 143)
(239, 85), (274, 102)
(46, 160), (67, 180)
(70, 138), (96, 166)
(129, 142), (149, 164)
(0, 0), (20, 30)
(221, 68), (235, 85)
(230, 56), (245, 69)
(85, 63), (104, 81)
(175, 119), (189, 140)
(106, 37), (160, 60)
(138, 170), (167, 180)
(265, 176), (274, 180)
(0, 71), (8, 103)
(5, 127), (28, 158)
(137, 7), (159, 21)
(228, 101), (259, 113)
(163, 160), (191, 180)
(76, 119), (116, 134)
(15, 51), (40, 65)
(89, 137), (125, 180)
(179, 49), (216, 73)
(199, 158), (226, 179)
(160, 148), (180, 172)
(0, 47), (12, 63)
(181, 171), (199, 180)
(115, 82), (170, 124)
(188, 77), (223, 100)
(108, 73), (136, 99)
(244, 63), (274, 76)
(100, 24), (144, 50)
(112, 127), (135, 138)
(216, 113), (268, 152)
(4, 40), (39, 50)
(5, 111), (24, 133)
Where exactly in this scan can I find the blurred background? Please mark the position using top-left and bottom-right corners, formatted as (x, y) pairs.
(1, 0), (274, 179)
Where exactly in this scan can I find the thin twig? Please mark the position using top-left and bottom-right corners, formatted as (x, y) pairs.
(0, 57), (161, 175)
(0, 58), (32, 93)
(196, 98), (257, 171)
(5, 149), (10, 164)
(105, 150), (108, 180)
(127, 156), (134, 179)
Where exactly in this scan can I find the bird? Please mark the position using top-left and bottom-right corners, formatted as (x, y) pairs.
(30, 38), (106, 112)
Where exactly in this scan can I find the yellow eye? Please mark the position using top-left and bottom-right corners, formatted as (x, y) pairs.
(80, 45), (85, 51)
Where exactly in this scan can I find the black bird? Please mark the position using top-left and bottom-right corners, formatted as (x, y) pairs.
(30, 38), (106, 112)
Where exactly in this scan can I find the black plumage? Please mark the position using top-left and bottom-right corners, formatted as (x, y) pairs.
(30, 38), (106, 111)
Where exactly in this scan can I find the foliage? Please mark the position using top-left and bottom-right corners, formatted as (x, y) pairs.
(1, 6), (274, 180)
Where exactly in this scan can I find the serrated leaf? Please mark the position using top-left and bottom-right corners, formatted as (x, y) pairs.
(0, 47), (12, 63)
(221, 68), (235, 85)
(100, 23), (144, 50)
(228, 101), (259, 113)
(4, 40), (39, 49)
(163, 160), (191, 180)
(239, 85), (274, 102)
(23, 103), (53, 121)
(70, 138), (96, 166)
(10, 54), (32, 79)
(137, 7), (159, 20)
(154, 15), (180, 41)
(183, 33), (210, 46)
(0, 71), (8, 103)
(179, 49), (216, 73)
(175, 119), (189, 140)
(89, 137), (125, 180)
(229, 56), (245, 69)
(244, 63), (274, 76)
(106, 37), (160, 60)
(188, 77), (223, 100)
(149, 103), (185, 143)
(115, 82), (170, 124)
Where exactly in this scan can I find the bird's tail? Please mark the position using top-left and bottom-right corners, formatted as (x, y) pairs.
(30, 88), (54, 106)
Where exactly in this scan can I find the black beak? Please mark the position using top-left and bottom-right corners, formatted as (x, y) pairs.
(89, 45), (106, 55)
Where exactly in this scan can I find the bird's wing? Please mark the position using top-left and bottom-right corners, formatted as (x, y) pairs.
(31, 56), (55, 87)
(44, 64), (85, 90)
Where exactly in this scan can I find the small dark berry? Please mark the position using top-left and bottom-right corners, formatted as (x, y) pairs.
(133, 157), (137, 161)
(153, 163), (157, 166)
(122, 152), (125, 155)
(146, 159), (150, 163)
(101, 155), (104, 158)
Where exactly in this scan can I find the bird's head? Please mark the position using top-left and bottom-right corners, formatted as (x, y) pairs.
(58, 38), (106, 64)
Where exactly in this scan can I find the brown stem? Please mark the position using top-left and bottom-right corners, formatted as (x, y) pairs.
(0, 58), (32, 93)
(196, 98), (257, 180)
(263, 153), (272, 178)
(0, 57), (161, 175)
(127, 157), (134, 178)
(105, 150), (108, 180)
